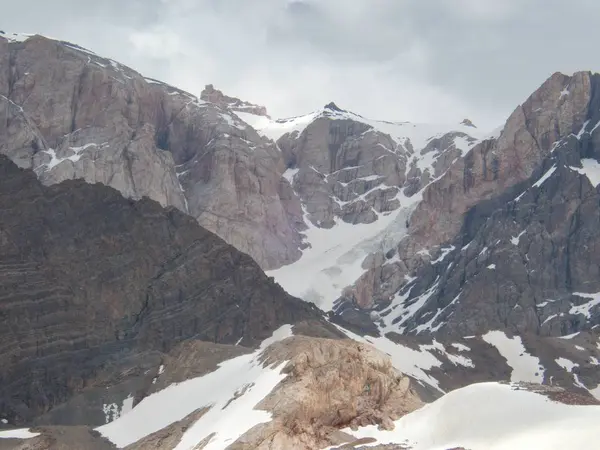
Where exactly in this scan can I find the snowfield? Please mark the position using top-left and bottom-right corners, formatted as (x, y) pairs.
(267, 194), (419, 311)
(97, 326), (293, 449)
(325, 382), (600, 450)
(259, 105), (491, 312)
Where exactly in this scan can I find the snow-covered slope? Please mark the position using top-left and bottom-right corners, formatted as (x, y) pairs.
(268, 194), (419, 310)
(97, 326), (293, 449)
(328, 382), (600, 450)
(237, 107), (491, 147)
(251, 104), (492, 311)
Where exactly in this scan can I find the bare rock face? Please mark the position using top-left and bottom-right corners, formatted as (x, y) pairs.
(345, 71), (600, 316)
(0, 155), (327, 424)
(0, 35), (301, 270)
(229, 337), (423, 450)
(200, 84), (269, 117)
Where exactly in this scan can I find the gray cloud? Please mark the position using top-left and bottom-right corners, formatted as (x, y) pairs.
(3, 0), (600, 129)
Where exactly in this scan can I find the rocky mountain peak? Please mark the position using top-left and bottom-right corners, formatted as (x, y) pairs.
(460, 118), (476, 128)
(323, 101), (345, 112)
(200, 83), (269, 117)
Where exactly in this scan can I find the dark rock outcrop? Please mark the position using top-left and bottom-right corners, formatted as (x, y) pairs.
(0, 155), (327, 425)
(352, 72), (600, 339)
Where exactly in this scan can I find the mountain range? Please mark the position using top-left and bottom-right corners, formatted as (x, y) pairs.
(0, 31), (599, 449)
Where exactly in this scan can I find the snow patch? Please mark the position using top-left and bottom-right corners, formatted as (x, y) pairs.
(0, 429), (40, 439)
(568, 159), (600, 187)
(555, 357), (578, 373)
(451, 343), (471, 352)
(282, 168), (299, 184)
(510, 230), (526, 246)
(533, 165), (557, 188)
(570, 292), (600, 319)
(329, 382), (600, 450)
(268, 192), (420, 311)
(333, 325), (444, 391)
(482, 331), (544, 383)
(431, 245), (455, 264)
(98, 326), (292, 448)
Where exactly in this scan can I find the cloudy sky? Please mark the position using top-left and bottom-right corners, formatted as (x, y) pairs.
(3, 0), (600, 129)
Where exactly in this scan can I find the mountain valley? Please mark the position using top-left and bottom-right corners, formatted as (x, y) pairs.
(0, 31), (599, 449)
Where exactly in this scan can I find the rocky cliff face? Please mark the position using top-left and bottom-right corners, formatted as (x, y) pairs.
(200, 84), (269, 117)
(0, 154), (328, 425)
(339, 71), (600, 340)
(0, 34), (303, 270)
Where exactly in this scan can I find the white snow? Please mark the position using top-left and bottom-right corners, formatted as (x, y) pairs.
(324, 382), (600, 450)
(451, 343), (471, 352)
(98, 326), (293, 449)
(574, 345), (585, 351)
(63, 43), (97, 56)
(236, 111), (319, 141)
(576, 120), (590, 139)
(559, 332), (580, 340)
(568, 158), (600, 187)
(560, 88), (570, 98)
(485, 124), (505, 140)
(482, 331), (544, 383)
(333, 325), (444, 391)
(487, 264), (496, 270)
(445, 352), (475, 368)
(431, 245), (455, 264)
(237, 107), (489, 152)
(41, 143), (102, 170)
(453, 135), (476, 154)
(380, 280), (438, 334)
(510, 230), (526, 246)
(268, 191), (421, 311)
(555, 357), (578, 373)
(218, 112), (247, 130)
(570, 291), (600, 319)
(2, 32), (35, 43)
(533, 165), (557, 188)
(282, 168), (299, 184)
(543, 314), (558, 325)
(0, 429), (40, 439)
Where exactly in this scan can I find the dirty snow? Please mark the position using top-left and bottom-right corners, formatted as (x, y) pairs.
(482, 331), (544, 383)
(324, 382), (600, 450)
(98, 326), (293, 449)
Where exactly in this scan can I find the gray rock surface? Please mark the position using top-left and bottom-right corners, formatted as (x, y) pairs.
(343, 71), (600, 328)
(0, 34), (302, 270)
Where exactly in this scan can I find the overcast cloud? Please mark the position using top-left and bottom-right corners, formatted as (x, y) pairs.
(3, 0), (600, 129)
